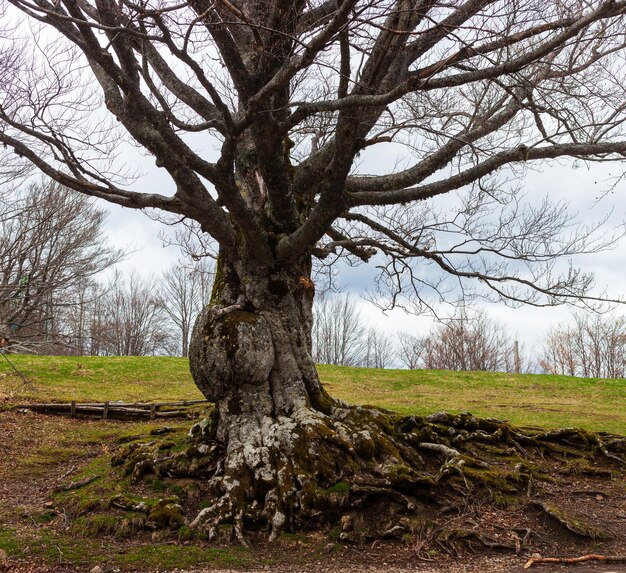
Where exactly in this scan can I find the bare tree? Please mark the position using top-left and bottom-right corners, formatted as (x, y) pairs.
(2, 0), (626, 537)
(98, 272), (174, 356)
(157, 259), (214, 357)
(60, 276), (106, 355)
(0, 180), (121, 352)
(397, 332), (427, 370)
(423, 308), (514, 372)
(312, 294), (365, 366)
(361, 327), (395, 369)
(540, 313), (626, 378)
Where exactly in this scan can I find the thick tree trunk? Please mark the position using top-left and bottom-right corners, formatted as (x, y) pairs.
(188, 254), (343, 539)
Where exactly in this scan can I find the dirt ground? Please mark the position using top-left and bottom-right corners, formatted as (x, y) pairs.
(0, 409), (624, 573)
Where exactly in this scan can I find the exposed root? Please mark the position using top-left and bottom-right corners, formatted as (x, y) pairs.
(53, 475), (100, 493)
(107, 407), (624, 544)
(530, 501), (614, 539)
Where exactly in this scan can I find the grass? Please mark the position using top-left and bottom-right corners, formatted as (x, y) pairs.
(319, 365), (626, 434)
(0, 355), (624, 571)
(0, 355), (624, 433)
(0, 414), (255, 571)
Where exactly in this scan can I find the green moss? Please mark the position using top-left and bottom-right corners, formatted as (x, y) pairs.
(0, 527), (23, 558)
(151, 479), (167, 492)
(177, 525), (195, 542)
(460, 465), (520, 492)
(327, 481), (350, 494)
(147, 499), (184, 529)
(491, 492), (520, 509)
(73, 514), (129, 537)
(539, 503), (612, 539)
(562, 458), (614, 477)
(30, 509), (56, 524)
(118, 544), (251, 569)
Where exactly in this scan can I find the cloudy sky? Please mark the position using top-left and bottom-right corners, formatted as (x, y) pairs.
(3, 2), (625, 368)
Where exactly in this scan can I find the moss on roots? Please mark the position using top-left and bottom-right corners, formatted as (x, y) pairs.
(96, 405), (625, 545)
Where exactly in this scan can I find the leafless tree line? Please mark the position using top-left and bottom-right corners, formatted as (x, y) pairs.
(4, 183), (625, 374)
(1, 181), (213, 356)
(0, 181), (122, 352)
(539, 314), (626, 378)
(314, 294), (626, 378)
(313, 295), (527, 372)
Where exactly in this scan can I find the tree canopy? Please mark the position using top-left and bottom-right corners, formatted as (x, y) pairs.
(1, 0), (625, 308)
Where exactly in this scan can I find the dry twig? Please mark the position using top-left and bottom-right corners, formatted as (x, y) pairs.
(524, 554), (626, 569)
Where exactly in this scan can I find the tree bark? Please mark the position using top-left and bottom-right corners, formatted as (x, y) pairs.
(188, 253), (345, 540)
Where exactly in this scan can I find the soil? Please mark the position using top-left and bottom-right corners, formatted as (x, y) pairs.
(0, 410), (624, 573)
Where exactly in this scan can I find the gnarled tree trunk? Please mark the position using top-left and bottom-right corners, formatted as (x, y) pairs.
(187, 250), (434, 542)
(187, 253), (351, 540)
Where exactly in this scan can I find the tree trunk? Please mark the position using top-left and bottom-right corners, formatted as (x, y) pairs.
(188, 254), (344, 539)
(187, 254), (433, 542)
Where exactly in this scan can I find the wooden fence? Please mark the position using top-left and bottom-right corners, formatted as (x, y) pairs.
(15, 399), (209, 421)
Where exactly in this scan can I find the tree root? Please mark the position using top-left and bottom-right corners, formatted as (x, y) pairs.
(102, 407), (624, 544)
(53, 475), (100, 493)
(530, 501), (614, 539)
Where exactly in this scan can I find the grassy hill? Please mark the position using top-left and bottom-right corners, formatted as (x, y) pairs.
(1, 354), (624, 433)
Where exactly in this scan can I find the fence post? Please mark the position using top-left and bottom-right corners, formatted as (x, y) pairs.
(150, 403), (156, 420)
(70, 400), (76, 418)
(514, 340), (520, 374)
(103, 401), (109, 420)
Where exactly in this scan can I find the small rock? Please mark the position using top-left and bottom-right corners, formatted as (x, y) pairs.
(90, 566), (104, 573)
(323, 543), (336, 553)
(43, 500), (54, 508)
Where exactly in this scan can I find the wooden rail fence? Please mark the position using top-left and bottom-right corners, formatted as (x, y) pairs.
(15, 400), (209, 421)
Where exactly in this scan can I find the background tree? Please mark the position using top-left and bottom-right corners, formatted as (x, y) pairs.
(98, 272), (174, 356)
(2, 0), (626, 539)
(157, 259), (214, 357)
(397, 331), (427, 370)
(312, 294), (365, 366)
(422, 308), (515, 372)
(361, 327), (395, 369)
(0, 181), (121, 352)
(540, 313), (626, 378)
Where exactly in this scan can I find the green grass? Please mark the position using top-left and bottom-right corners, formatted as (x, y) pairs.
(0, 355), (624, 433)
(319, 365), (626, 434)
(0, 355), (203, 402)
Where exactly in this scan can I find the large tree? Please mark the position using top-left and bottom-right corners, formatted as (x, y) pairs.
(1, 0), (626, 540)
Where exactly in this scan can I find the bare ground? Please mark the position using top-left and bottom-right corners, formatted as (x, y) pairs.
(0, 409), (624, 573)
